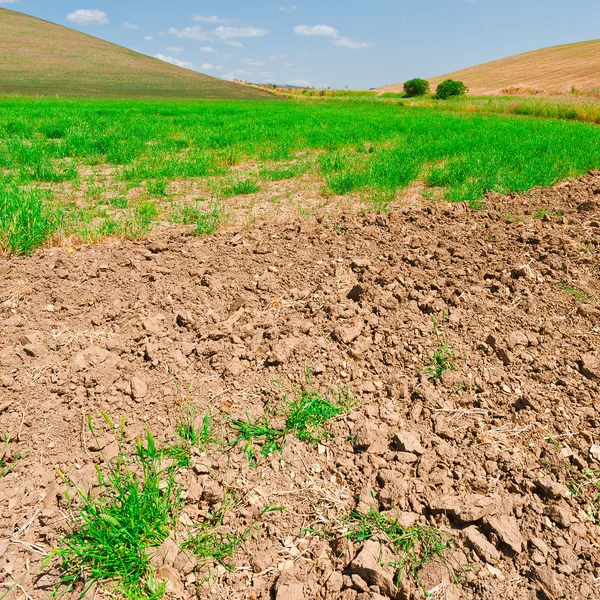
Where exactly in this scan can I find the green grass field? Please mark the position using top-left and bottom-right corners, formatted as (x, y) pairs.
(2, 96), (600, 254)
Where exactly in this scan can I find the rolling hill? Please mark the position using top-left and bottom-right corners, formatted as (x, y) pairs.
(380, 39), (600, 95)
(0, 8), (270, 99)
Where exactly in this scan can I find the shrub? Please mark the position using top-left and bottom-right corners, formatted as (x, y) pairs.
(436, 79), (468, 100)
(403, 78), (430, 97)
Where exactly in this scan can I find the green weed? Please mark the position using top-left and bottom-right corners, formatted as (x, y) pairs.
(165, 406), (216, 467)
(347, 510), (453, 581)
(169, 199), (207, 225)
(46, 416), (182, 600)
(284, 389), (343, 444)
(230, 414), (285, 465)
(146, 179), (169, 197)
(220, 180), (261, 197)
(183, 496), (249, 570)
(533, 207), (564, 219)
(195, 203), (224, 236)
(425, 314), (457, 380)
(0, 186), (60, 255)
(0, 433), (27, 478)
(559, 283), (596, 305)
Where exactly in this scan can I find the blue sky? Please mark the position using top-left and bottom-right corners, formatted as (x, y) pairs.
(6, 0), (600, 88)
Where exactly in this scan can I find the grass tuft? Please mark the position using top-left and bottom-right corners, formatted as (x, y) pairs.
(195, 203), (224, 236)
(347, 510), (453, 581)
(425, 314), (457, 381)
(0, 186), (60, 255)
(46, 419), (182, 600)
(0, 433), (27, 478)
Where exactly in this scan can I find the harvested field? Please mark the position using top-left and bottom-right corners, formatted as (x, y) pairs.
(1, 173), (599, 600)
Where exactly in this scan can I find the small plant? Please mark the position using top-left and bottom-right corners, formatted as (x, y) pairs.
(425, 314), (456, 380)
(46, 415), (182, 600)
(164, 406), (217, 467)
(230, 414), (286, 465)
(195, 203), (224, 236)
(169, 199), (207, 225)
(403, 78), (430, 98)
(221, 180), (260, 198)
(0, 186), (60, 255)
(559, 283), (596, 305)
(436, 79), (468, 100)
(146, 179), (169, 197)
(0, 433), (27, 478)
(183, 495), (249, 570)
(347, 510), (453, 581)
(533, 207), (564, 219)
(284, 389), (343, 444)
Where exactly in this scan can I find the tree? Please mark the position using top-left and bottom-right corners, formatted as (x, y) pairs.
(403, 78), (430, 97)
(435, 79), (468, 100)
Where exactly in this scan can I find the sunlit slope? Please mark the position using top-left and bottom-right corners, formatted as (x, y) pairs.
(380, 39), (600, 95)
(0, 8), (271, 99)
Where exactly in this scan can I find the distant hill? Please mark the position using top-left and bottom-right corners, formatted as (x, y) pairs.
(380, 39), (600, 95)
(0, 8), (271, 99)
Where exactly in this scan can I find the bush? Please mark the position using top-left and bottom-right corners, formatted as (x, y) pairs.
(436, 79), (468, 100)
(403, 78), (430, 97)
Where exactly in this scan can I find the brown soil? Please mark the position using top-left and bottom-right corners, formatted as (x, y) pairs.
(1, 173), (600, 600)
(379, 39), (600, 96)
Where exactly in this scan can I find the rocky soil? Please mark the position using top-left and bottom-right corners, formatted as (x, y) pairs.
(1, 173), (600, 600)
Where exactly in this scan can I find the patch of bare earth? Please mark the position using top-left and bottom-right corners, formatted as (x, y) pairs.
(1, 173), (600, 600)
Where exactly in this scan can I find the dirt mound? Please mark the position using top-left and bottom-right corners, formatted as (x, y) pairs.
(1, 173), (600, 600)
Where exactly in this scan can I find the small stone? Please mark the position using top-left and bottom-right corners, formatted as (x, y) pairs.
(325, 572), (344, 592)
(463, 526), (501, 564)
(534, 476), (570, 499)
(484, 515), (524, 554)
(580, 353), (599, 380)
(429, 494), (497, 523)
(533, 565), (564, 598)
(349, 540), (397, 598)
(130, 376), (148, 399)
(391, 431), (424, 455)
(590, 445), (600, 463)
(333, 321), (364, 345)
(275, 572), (305, 600)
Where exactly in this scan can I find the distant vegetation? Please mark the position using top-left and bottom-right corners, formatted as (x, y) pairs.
(2, 97), (600, 254)
(379, 38), (600, 95)
(403, 78), (430, 97)
(436, 79), (469, 100)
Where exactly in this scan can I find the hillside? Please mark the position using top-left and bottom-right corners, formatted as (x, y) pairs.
(380, 39), (600, 95)
(0, 8), (270, 99)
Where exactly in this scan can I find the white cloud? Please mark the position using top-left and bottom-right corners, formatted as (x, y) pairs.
(122, 22), (139, 30)
(242, 58), (265, 66)
(222, 69), (252, 80)
(269, 53), (288, 60)
(193, 15), (230, 24)
(279, 5), (298, 11)
(168, 25), (267, 46)
(294, 24), (373, 49)
(200, 46), (217, 54)
(66, 9), (109, 25)
(333, 38), (374, 49)
(0, 1), (21, 4)
(294, 25), (338, 37)
(154, 54), (193, 68)
(201, 63), (214, 70)
(144, 35), (154, 41)
(166, 46), (184, 54)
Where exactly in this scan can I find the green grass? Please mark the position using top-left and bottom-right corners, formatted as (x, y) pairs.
(0, 433), (27, 477)
(533, 207), (564, 219)
(347, 510), (453, 582)
(182, 495), (249, 570)
(165, 406), (217, 467)
(195, 203), (224, 236)
(0, 186), (61, 254)
(425, 315), (457, 381)
(220, 180), (261, 197)
(3, 96), (600, 253)
(47, 419), (182, 600)
(230, 384), (351, 464)
(559, 283), (597, 305)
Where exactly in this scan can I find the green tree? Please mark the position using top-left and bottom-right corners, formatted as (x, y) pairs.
(403, 78), (430, 97)
(436, 79), (468, 100)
